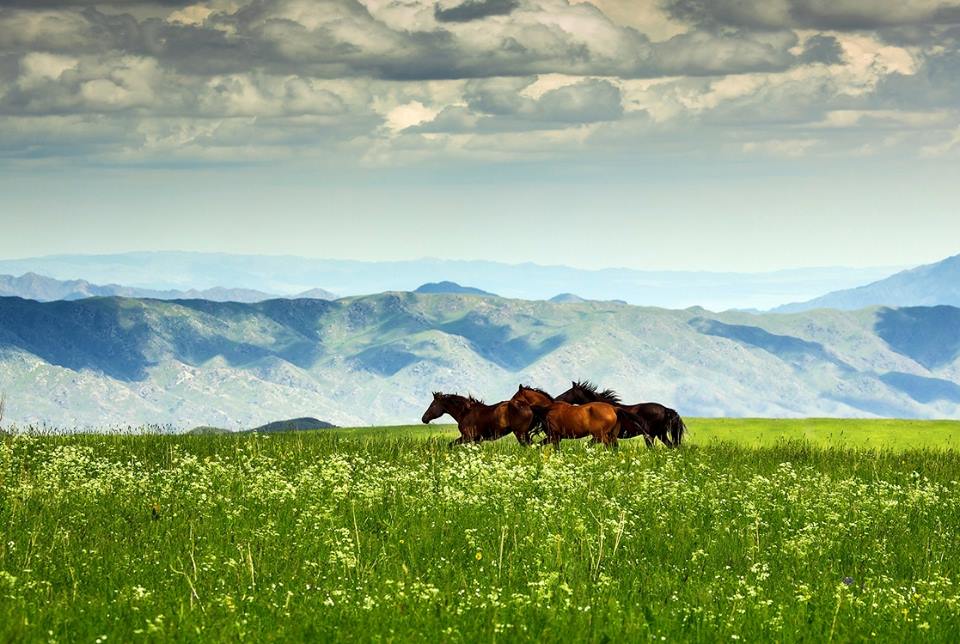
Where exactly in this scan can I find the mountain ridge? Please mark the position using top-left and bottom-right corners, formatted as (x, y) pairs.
(0, 272), (337, 303)
(776, 254), (960, 312)
(414, 281), (496, 296)
(1, 293), (958, 428)
(0, 251), (902, 311)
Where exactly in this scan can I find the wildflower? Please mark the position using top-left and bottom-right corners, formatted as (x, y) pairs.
(475, 551), (483, 561)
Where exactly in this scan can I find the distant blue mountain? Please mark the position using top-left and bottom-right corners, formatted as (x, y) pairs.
(776, 254), (960, 312)
(0, 251), (900, 311)
(414, 281), (495, 296)
(550, 293), (587, 303)
(0, 272), (336, 303)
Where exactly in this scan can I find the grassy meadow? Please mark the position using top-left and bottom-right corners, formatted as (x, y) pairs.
(2, 419), (960, 642)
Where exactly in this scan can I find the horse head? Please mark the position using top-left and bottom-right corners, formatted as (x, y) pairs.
(421, 392), (447, 424)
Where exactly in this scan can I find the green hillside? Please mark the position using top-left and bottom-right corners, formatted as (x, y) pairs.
(1, 293), (960, 427)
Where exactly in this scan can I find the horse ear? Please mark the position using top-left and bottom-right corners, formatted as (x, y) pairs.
(572, 380), (577, 386)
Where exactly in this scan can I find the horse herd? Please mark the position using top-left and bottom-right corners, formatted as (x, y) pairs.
(421, 380), (686, 448)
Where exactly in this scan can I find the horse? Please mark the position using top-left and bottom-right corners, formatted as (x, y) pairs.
(530, 401), (648, 448)
(511, 385), (556, 436)
(512, 384), (555, 408)
(555, 380), (687, 448)
(421, 392), (535, 447)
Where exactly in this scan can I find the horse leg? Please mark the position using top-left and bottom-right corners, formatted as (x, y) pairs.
(551, 427), (562, 448)
(644, 434), (655, 448)
(608, 425), (619, 449)
(514, 426), (532, 446)
(448, 435), (466, 448)
(544, 419), (561, 449)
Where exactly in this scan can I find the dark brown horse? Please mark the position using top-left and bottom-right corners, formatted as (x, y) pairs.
(421, 392), (535, 447)
(530, 401), (648, 448)
(556, 380), (686, 448)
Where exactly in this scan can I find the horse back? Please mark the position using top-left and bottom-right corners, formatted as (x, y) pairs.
(628, 402), (673, 421)
(581, 401), (618, 424)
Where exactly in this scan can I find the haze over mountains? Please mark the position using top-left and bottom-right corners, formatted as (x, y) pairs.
(0, 273), (336, 303)
(776, 254), (960, 312)
(2, 251), (960, 429)
(0, 252), (900, 312)
(1, 292), (959, 428)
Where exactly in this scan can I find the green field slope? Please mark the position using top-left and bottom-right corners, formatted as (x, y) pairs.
(2, 421), (960, 642)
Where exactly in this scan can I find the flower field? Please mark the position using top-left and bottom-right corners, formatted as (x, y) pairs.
(2, 423), (960, 642)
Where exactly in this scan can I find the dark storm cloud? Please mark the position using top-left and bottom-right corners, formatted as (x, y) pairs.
(664, 0), (960, 30)
(434, 0), (519, 23)
(0, 6), (144, 54)
(0, 2), (810, 81)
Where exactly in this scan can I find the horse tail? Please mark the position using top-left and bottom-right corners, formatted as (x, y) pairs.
(616, 407), (650, 440)
(666, 409), (687, 447)
(528, 403), (551, 437)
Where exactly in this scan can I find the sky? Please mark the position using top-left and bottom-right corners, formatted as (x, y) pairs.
(0, 0), (958, 271)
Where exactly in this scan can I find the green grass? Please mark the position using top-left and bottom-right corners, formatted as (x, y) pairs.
(334, 417), (960, 451)
(2, 420), (960, 642)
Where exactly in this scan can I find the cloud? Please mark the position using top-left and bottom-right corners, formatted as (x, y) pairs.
(920, 126), (960, 156)
(0, 2), (808, 81)
(434, 0), (519, 23)
(0, 0), (956, 166)
(799, 34), (844, 64)
(664, 0), (960, 30)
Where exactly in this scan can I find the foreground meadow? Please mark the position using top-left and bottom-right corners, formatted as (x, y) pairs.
(2, 423), (960, 642)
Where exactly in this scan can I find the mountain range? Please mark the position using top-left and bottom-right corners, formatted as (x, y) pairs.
(776, 254), (960, 312)
(1, 292), (959, 429)
(0, 251), (901, 311)
(0, 273), (337, 303)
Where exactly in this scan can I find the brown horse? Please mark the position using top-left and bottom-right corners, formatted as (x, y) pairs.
(421, 392), (535, 447)
(531, 401), (648, 448)
(556, 380), (686, 448)
(512, 384), (555, 407)
(511, 385), (556, 436)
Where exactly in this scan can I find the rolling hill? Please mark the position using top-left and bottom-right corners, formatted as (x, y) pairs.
(776, 253), (960, 312)
(1, 292), (959, 428)
(248, 417), (338, 432)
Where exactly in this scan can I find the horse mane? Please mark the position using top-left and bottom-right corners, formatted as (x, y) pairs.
(434, 392), (485, 407)
(574, 380), (621, 405)
(520, 385), (554, 400)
